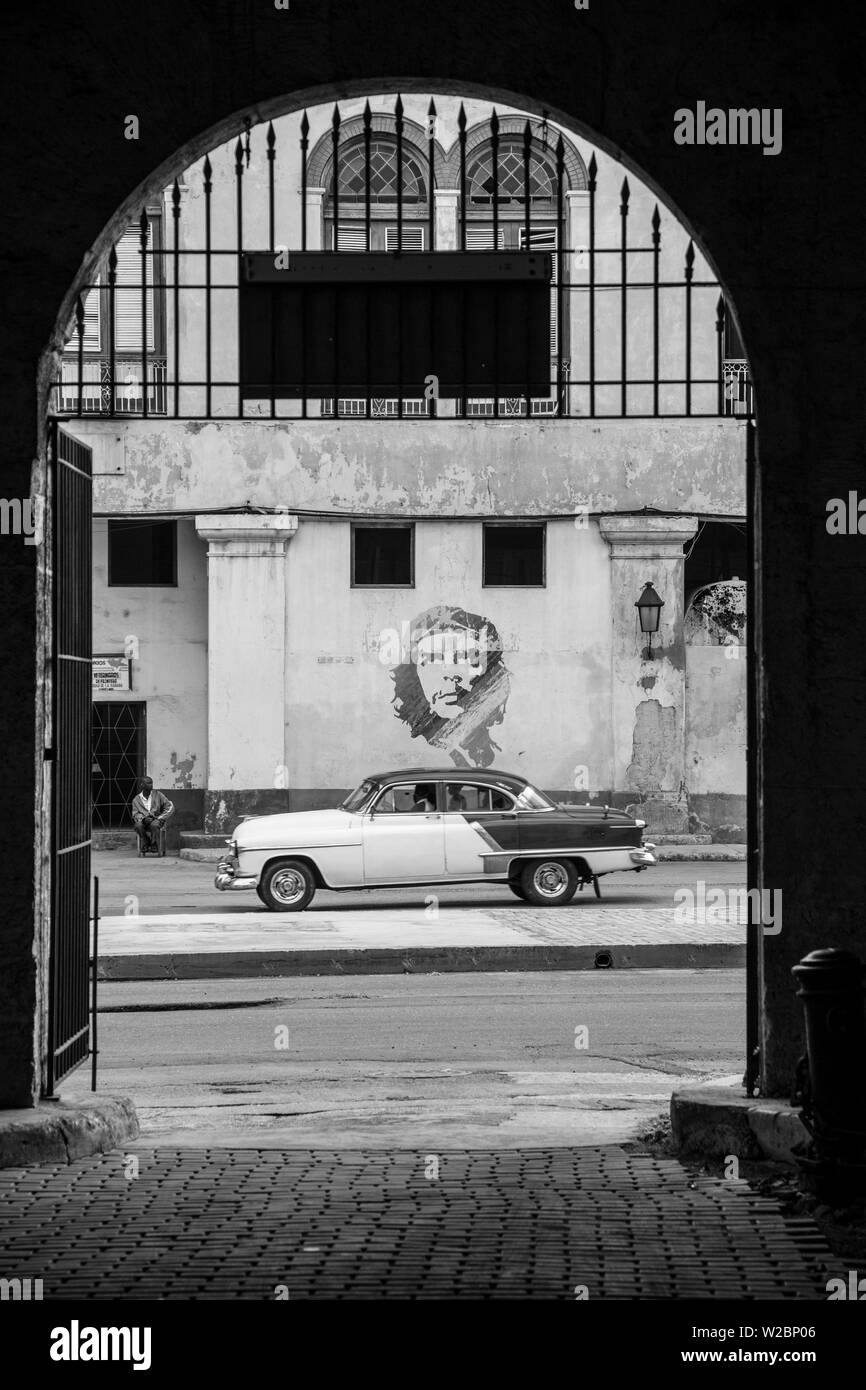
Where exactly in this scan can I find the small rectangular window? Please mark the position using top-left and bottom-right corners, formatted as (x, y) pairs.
(352, 524), (413, 586)
(483, 523), (545, 586)
(108, 519), (177, 586)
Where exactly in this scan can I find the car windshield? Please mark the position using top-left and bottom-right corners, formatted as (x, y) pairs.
(339, 779), (378, 813)
(514, 784), (555, 811)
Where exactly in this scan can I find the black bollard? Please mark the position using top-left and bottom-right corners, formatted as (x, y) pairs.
(791, 948), (866, 1202)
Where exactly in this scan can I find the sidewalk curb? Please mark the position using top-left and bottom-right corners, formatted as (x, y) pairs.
(0, 1097), (140, 1170)
(97, 941), (746, 981)
(670, 1081), (809, 1164)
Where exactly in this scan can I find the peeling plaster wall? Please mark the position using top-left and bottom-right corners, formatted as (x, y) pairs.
(684, 581), (747, 833)
(92, 519), (207, 806)
(284, 516), (613, 791)
(81, 417), (746, 518)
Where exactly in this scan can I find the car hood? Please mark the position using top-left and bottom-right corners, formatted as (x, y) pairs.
(233, 808), (359, 848)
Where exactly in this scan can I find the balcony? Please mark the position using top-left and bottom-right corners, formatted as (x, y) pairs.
(59, 358), (167, 416)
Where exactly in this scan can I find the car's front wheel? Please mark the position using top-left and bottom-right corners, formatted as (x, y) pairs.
(519, 858), (578, 906)
(259, 859), (317, 912)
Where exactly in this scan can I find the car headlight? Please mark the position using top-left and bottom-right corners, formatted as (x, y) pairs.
(225, 838), (238, 857)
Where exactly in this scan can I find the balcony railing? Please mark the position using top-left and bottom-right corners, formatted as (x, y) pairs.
(59, 358), (167, 416)
(722, 359), (754, 417)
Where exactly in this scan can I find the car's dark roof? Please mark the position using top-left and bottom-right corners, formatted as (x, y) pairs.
(365, 768), (532, 790)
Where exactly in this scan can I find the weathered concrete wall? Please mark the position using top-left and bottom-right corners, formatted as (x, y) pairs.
(684, 581), (747, 837)
(93, 519), (207, 820)
(282, 515), (613, 792)
(80, 417), (745, 517)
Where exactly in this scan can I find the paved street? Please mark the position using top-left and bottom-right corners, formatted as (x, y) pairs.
(65, 969), (744, 1147)
(93, 850), (746, 916)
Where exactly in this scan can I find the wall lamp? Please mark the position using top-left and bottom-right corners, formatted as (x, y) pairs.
(636, 581), (665, 659)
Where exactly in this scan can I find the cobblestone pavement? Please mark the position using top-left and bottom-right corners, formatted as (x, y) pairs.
(0, 1147), (833, 1299)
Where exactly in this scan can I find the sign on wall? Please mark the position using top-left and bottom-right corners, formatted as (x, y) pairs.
(92, 656), (132, 692)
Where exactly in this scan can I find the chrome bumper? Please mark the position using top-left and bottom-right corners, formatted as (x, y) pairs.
(215, 857), (258, 892)
(629, 846), (657, 866)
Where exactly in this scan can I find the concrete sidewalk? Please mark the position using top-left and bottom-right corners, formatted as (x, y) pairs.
(96, 904), (746, 979)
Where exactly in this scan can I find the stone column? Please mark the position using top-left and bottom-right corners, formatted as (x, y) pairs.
(434, 189), (459, 251)
(195, 514), (298, 833)
(598, 515), (699, 834)
(306, 189), (325, 250)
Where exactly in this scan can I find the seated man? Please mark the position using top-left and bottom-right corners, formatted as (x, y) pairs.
(446, 784), (468, 811)
(131, 776), (174, 851)
(412, 784), (436, 812)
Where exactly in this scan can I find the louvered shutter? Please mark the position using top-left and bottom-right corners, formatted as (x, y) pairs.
(81, 281), (101, 351)
(519, 225), (557, 355)
(332, 224), (369, 250)
(384, 225), (425, 251)
(114, 229), (155, 352)
(464, 226), (506, 250)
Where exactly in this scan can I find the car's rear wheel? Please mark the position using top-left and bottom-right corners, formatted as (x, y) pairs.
(259, 859), (316, 912)
(519, 858), (578, 906)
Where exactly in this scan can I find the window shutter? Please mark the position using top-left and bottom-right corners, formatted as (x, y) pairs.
(464, 226), (506, 250)
(384, 225), (425, 251)
(113, 229), (155, 352)
(519, 225), (557, 355)
(333, 224), (369, 250)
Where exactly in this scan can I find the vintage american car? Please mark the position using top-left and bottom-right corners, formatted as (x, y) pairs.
(215, 768), (656, 911)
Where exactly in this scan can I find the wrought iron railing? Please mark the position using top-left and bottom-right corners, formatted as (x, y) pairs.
(52, 97), (753, 422)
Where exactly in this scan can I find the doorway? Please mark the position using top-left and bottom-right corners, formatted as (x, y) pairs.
(91, 701), (146, 828)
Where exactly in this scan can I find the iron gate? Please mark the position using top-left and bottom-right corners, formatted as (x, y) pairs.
(46, 422), (93, 1094)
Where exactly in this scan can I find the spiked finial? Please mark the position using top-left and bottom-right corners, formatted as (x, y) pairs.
(620, 177), (630, 209)
(588, 152), (597, 191)
(300, 110), (309, 140)
(685, 239), (695, 276)
(651, 204), (661, 244)
(458, 102), (467, 133)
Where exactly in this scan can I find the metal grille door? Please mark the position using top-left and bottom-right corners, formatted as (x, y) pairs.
(47, 424), (93, 1093)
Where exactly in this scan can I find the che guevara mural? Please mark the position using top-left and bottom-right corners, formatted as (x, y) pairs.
(380, 604), (512, 768)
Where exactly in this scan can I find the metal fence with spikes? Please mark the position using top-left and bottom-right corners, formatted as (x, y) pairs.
(53, 96), (752, 422)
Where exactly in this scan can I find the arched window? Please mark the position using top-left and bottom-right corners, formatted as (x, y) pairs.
(466, 141), (558, 206)
(334, 140), (427, 203)
(326, 137), (430, 252)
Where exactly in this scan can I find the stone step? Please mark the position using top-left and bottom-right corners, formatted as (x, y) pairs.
(179, 831), (232, 850)
(179, 847), (226, 863)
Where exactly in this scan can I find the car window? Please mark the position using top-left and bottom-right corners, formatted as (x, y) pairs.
(373, 784), (428, 814)
(340, 779), (377, 812)
(443, 783), (516, 812)
(515, 784), (555, 810)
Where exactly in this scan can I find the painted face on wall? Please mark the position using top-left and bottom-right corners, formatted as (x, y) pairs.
(414, 627), (488, 719)
(389, 605), (511, 768)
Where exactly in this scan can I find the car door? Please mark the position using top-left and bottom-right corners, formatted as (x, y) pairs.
(442, 782), (521, 878)
(361, 781), (447, 884)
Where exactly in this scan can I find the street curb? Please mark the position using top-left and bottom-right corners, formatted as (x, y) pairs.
(0, 1097), (140, 1170)
(655, 846), (746, 861)
(97, 941), (746, 981)
(670, 1082), (809, 1164)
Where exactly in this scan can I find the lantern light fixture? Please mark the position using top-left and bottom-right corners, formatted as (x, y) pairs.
(635, 581), (665, 659)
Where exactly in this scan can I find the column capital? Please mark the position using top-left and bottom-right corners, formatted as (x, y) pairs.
(195, 512), (299, 556)
(598, 513), (698, 559)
